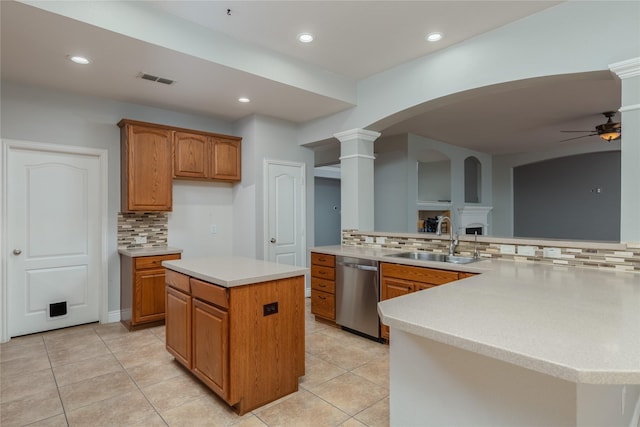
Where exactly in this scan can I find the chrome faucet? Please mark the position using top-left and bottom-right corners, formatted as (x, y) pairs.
(436, 215), (458, 256)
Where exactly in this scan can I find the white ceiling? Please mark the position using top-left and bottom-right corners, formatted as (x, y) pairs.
(0, 1), (622, 155)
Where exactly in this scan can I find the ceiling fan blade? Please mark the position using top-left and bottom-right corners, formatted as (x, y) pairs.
(560, 130), (594, 133)
(559, 133), (598, 143)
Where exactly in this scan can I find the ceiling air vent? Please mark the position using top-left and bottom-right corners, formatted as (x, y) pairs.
(139, 73), (175, 85)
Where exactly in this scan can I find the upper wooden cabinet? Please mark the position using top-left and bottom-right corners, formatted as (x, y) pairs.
(174, 133), (241, 182)
(119, 120), (174, 212)
(210, 137), (241, 181)
(173, 131), (209, 179)
(120, 119), (242, 212)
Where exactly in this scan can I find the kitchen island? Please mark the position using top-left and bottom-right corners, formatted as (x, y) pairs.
(162, 256), (307, 415)
(377, 261), (640, 427)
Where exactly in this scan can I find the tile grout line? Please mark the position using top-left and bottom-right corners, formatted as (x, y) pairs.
(42, 334), (71, 427)
(95, 325), (171, 426)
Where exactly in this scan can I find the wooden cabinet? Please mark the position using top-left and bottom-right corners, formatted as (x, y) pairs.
(310, 252), (336, 322)
(173, 132), (241, 181)
(120, 252), (181, 330)
(173, 132), (241, 182)
(192, 298), (229, 399)
(173, 131), (209, 179)
(210, 137), (241, 181)
(166, 283), (192, 368)
(119, 120), (174, 212)
(380, 262), (460, 340)
(120, 119), (242, 211)
(165, 270), (304, 415)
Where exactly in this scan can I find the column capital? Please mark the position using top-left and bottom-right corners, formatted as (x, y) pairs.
(609, 57), (640, 80)
(333, 128), (381, 143)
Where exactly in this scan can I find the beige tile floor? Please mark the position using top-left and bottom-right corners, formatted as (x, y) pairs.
(1, 299), (389, 427)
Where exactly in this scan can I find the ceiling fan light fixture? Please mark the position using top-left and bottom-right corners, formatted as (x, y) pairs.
(599, 131), (621, 142)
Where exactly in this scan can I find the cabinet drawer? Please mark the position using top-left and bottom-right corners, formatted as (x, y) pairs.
(166, 269), (190, 293)
(311, 277), (335, 294)
(311, 290), (335, 320)
(135, 253), (181, 270)
(311, 252), (335, 267)
(191, 278), (228, 309)
(381, 262), (458, 285)
(311, 265), (335, 281)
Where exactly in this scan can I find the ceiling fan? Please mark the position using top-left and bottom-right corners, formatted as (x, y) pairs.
(560, 111), (621, 142)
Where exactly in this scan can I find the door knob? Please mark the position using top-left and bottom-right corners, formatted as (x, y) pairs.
(13, 249), (22, 255)
(270, 238), (276, 243)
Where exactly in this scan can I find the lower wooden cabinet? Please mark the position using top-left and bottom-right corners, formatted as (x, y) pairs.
(165, 270), (305, 415)
(310, 252), (336, 322)
(166, 285), (192, 368)
(192, 299), (229, 399)
(380, 262), (461, 340)
(120, 252), (181, 330)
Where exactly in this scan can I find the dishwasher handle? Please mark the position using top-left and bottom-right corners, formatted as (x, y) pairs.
(336, 261), (378, 272)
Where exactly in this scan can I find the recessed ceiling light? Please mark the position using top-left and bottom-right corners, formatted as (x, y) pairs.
(298, 33), (314, 43)
(238, 97), (251, 103)
(426, 32), (443, 42)
(68, 55), (91, 65)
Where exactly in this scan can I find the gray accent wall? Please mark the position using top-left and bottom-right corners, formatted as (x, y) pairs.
(314, 178), (341, 246)
(514, 151), (620, 241)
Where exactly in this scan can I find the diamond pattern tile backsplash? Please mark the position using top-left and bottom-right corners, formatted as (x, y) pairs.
(118, 212), (168, 249)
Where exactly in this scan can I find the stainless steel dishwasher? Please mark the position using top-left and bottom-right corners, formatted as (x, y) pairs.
(335, 256), (380, 339)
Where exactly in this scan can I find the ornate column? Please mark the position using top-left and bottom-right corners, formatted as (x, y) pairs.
(610, 57), (640, 242)
(334, 129), (381, 232)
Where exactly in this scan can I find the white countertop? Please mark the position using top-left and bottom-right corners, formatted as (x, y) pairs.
(118, 246), (183, 257)
(311, 245), (640, 385)
(162, 256), (308, 288)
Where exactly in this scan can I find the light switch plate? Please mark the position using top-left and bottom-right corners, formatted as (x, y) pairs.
(543, 247), (562, 258)
(375, 236), (386, 244)
(517, 245), (537, 257)
(500, 244), (516, 255)
(134, 236), (147, 244)
(365, 236), (374, 244)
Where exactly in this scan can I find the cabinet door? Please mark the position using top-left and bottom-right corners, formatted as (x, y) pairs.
(122, 124), (173, 211)
(210, 137), (241, 181)
(174, 132), (209, 178)
(166, 287), (192, 368)
(134, 268), (166, 324)
(192, 299), (229, 400)
(381, 277), (415, 340)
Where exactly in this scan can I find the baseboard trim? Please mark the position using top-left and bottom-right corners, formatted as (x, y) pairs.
(107, 310), (121, 323)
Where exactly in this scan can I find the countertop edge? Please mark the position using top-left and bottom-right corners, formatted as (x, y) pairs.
(118, 246), (183, 257)
(162, 258), (307, 288)
(378, 306), (639, 385)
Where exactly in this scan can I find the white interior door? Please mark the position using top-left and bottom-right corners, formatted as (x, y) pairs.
(4, 141), (105, 337)
(265, 161), (305, 267)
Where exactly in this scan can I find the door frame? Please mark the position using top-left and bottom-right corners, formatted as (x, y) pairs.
(262, 159), (306, 266)
(1, 139), (109, 342)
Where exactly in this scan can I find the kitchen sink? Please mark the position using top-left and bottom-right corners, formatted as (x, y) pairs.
(385, 252), (479, 264)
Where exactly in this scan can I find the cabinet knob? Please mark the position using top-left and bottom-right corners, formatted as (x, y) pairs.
(270, 238), (276, 243)
(13, 249), (22, 255)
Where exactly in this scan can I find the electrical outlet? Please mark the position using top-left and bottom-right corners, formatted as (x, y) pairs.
(500, 244), (516, 255)
(543, 247), (562, 258)
(517, 246), (537, 257)
(365, 236), (374, 244)
(134, 235), (147, 244)
(210, 224), (217, 234)
(375, 236), (386, 244)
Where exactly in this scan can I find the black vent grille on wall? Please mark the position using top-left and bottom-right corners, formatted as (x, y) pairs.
(139, 73), (175, 85)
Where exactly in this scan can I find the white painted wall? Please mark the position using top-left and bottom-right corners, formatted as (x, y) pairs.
(0, 80), (235, 313)
(232, 115), (315, 263)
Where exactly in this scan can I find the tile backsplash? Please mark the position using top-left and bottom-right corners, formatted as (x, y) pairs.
(342, 230), (640, 273)
(118, 212), (168, 249)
